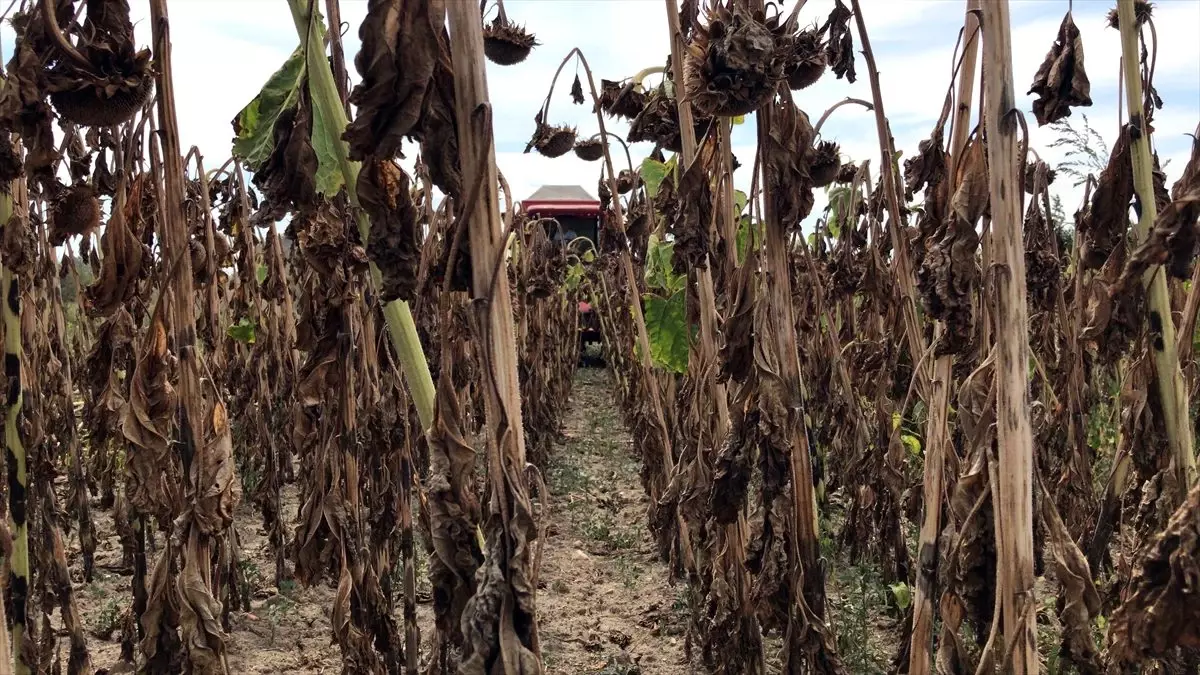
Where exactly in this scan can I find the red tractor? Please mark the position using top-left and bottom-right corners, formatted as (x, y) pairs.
(520, 185), (603, 355)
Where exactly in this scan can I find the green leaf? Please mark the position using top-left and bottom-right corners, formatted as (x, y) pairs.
(901, 434), (922, 457)
(733, 189), (748, 216)
(232, 30), (344, 197)
(889, 582), (912, 610)
(643, 290), (690, 374)
(641, 157), (670, 200)
(232, 47), (305, 169)
(645, 234), (686, 294)
(311, 94), (345, 195)
(227, 318), (258, 345)
(256, 264), (268, 284)
(731, 115), (746, 125)
(565, 261), (584, 291)
(735, 215), (762, 265)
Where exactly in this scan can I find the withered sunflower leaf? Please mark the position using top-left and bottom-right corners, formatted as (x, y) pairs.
(1028, 12), (1093, 126)
(1109, 482), (1200, 663)
(570, 73), (585, 105)
(343, 0), (444, 161)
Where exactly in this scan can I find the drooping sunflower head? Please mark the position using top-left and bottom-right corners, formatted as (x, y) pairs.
(809, 141), (842, 188)
(683, 2), (788, 118)
(527, 124), (577, 158)
(483, 17), (539, 66)
(573, 137), (605, 162)
(785, 27), (827, 91)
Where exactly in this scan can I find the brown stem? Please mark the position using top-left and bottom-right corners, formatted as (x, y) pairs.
(39, 0), (92, 70)
(445, 0), (541, 661)
(149, 2), (234, 672)
(979, 2), (1038, 671)
(911, 4), (980, 670)
(325, 0), (351, 113)
(813, 97), (874, 137)
(849, 0), (930, 384)
(574, 48), (681, 503)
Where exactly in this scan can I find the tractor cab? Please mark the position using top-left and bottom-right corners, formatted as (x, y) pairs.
(520, 185), (600, 247)
(520, 185), (603, 356)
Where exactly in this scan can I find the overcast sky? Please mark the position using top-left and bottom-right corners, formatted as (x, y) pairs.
(4, 0), (1198, 225)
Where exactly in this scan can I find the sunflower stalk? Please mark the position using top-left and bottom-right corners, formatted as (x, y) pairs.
(285, 0), (436, 431)
(567, 46), (692, 568)
(908, 2), (980, 671)
(979, 1), (1038, 671)
(1115, 0), (1195, 494)
(445, 0), (543, 668)
(663, 0), (761, 668)
(1, 188), (30, 675)
(850, 0), (931, 383)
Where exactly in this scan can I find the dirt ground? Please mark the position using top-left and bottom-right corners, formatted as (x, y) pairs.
(65, 366), (689, 674)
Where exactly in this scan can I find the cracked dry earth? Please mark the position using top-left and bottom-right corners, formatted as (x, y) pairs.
(65, 366), (687, 674)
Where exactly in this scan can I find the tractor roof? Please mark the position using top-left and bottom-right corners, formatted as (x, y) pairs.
(521, 185), (600, 216)
(524, 185), (597, 202)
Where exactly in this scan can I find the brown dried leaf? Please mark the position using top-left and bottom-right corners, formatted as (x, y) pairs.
(596, 79), (646, 120)
(1122, 130), (1200, 282)
(122, 310), (181, 523)
(921, 137), (984, 356)
(949, 138), (990, 226)
(191, 395), (241, 536)
(0, 38), (56, 185)
(825, 0), (856, 83)
(710, 389), (757, 524)
(661, 138), (716, 276)
(176, 531), (228, 674)
(427, 372), (482, 644)
(459, 530), (541, 675)
(140, 545), (184, 672)
(1079, 128), (1134, 269)
(252, 85), (318, 218)
(418, 42), (462, 198)
(1028, 12), (1093, 126)
(1038, 476), (1101, 673)
(1109, 481), (1200, 663)
(760, 92), (816, 234)
(359, 159), (421, 302)
(627, 88), (706, 154)
(570, 74), (585, 105)
(343, 0), (444, 161)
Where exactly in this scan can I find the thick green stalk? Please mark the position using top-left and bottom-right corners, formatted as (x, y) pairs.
(286, 0), (435, 430)
(1116, 0), (1195, 493)
(2, 191), (30, 675)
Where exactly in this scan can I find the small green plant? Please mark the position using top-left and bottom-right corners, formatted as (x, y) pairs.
(613, 556), (644, 589)
(580, 513), (636, 550)
(239, 558), (265, 600)
(278, 578), (299, 597)
(265, 594), (296, 646)
(91, 597), (123, 640)
(548, 457), (590, 494)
